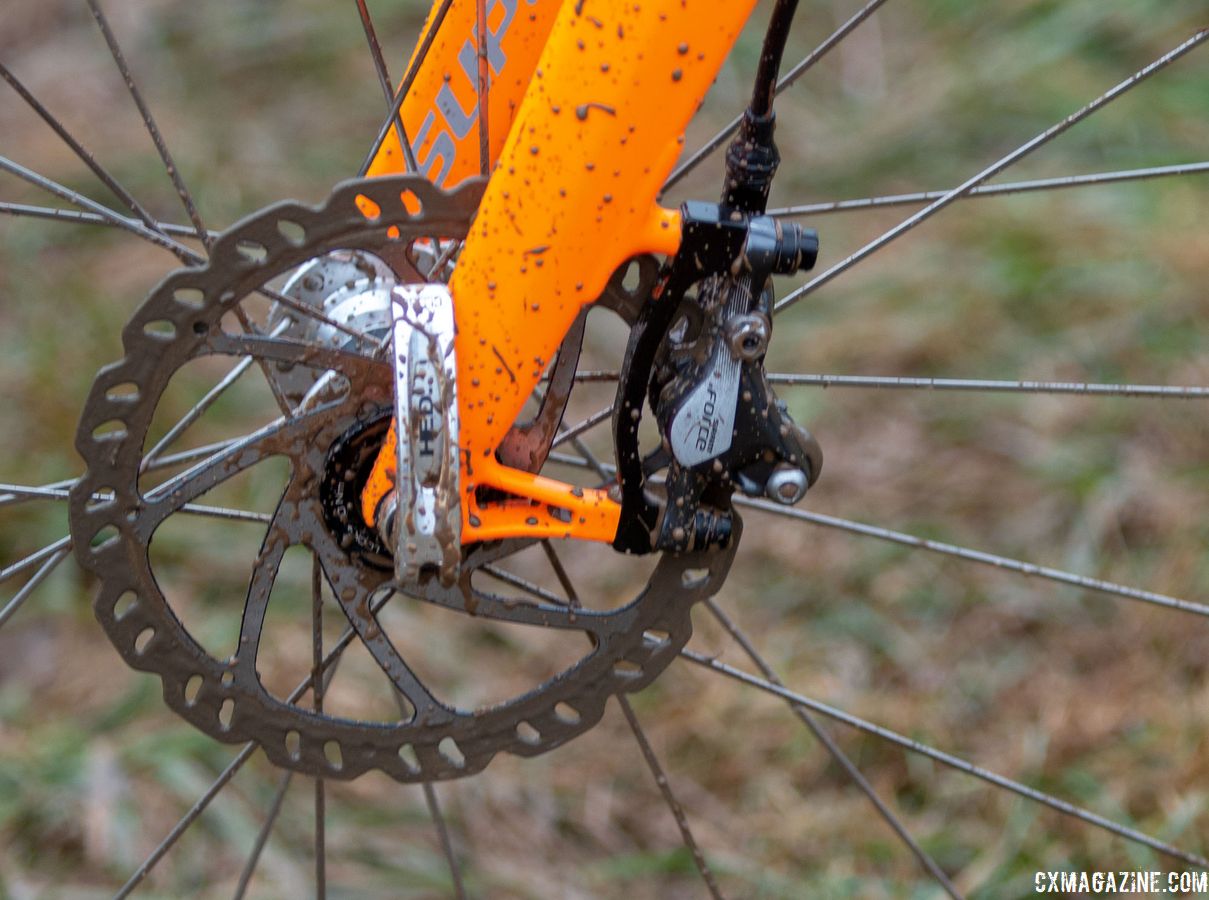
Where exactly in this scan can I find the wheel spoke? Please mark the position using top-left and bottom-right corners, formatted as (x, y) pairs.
(567, 370), (1209, 399)
(179, 504), (272, 524)
(551, 404), (614, 449)
(0, 154), (200, 264)
(0, 123), (369, 368)
(760, 373), (1209, 398)
(1, 483), (269, 525)
(704, 598), (961, 899)
(534, 539), (724, 895)
(479, 564), (566, 605)
(734, 495), (1209, 619)
(143, 438), (244, 473)
(429, 238), (463, 283)
(768, 162), (1209, 218)
(550, 449), (1209, 617)
(422, 781), (467, 899)
(143, 321), (294, 469)
(0, 477), (77, 509)
(387, 678), (469, 899)
(85, 0), (212, 251)
(45, 0), (347, 410)
(617, 696), (725, 899)
(475, 0), (490, 177)
(539, 541), (581, 609)
(0, 201), (209, 238)
(0, 61), (164, 234)
(5, 3), (1199, 892)
(140, 410), (324, 530)
(231, 314), (295, 418)
(0, 535), (72, 585)
(358, 0), (457, 177)
(115, 590), (390, 896)
(1, 195), (302, 412)
(142, 357), (261, 470)
(0, 544), (71, 630)
(312, 555), (327, 900)
(462, 518), (1207, 875)
(544, 450), (618, 473)
(774, 29), (1209, 315)
(265, 291), (379, 356)
(354, 0), (419, 173)
(442, 571), (610, 632)
(567, 436), (612, 486)
(477, 566), (577, 615)
(113, 743), (256, 900)
(231, 771), (294, 900)
(278, 270), (390, 337)
(564, 370), (619, 384)
(680, 649), (1209, 869)
(664, 0), (893, 192)
(0, 443), (245, 513)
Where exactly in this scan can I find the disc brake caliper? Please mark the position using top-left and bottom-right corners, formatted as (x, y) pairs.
(612, 202), (822, 555)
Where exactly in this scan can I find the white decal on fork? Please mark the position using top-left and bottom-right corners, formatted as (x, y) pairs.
(412, 0), (533, 184)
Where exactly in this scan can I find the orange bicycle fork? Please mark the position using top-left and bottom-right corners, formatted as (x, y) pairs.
(360, 0), (760, 548)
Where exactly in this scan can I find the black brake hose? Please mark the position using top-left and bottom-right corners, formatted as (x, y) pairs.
(722, 0), (799, 215)
(751, 0), (799, 118)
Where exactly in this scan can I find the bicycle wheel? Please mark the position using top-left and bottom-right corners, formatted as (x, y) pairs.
(2, 0), (1208, 897)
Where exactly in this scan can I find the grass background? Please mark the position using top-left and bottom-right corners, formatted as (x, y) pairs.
(1, 0), (1208, 896)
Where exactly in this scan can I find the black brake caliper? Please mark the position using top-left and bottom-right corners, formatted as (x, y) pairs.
(612, 195), (822, 555)
(613, 105), (823, 555)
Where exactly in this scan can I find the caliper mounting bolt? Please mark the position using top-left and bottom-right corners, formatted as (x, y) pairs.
(724, 312), (771, 361)
(765, 462), (809, 505)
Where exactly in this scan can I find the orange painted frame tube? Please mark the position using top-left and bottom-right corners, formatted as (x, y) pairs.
(365, 0), (760, 545)
(367, 0), (563, 190)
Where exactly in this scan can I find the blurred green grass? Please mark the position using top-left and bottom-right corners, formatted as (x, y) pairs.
(2, 0), (1208, 897)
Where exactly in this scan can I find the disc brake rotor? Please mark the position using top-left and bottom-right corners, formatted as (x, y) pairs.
(69, 175), (738, 782)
